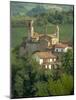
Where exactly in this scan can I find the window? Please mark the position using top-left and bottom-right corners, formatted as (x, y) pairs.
(54, 58), (56, 61)
(49, 65), (51, 69)
(55, 48), (58, 52)
(50, 59), (52, 62)
(40, 59), (43, 65)
(45, 65), (47, 69)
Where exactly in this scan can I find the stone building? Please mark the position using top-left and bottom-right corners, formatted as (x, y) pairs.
(19, 20), (71, 69)
(19, 20), (60, 56)
(33, 51), (56, 69)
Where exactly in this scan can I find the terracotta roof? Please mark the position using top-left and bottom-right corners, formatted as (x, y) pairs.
(55, 43), (68, 48)
(35, 51), (56, 59)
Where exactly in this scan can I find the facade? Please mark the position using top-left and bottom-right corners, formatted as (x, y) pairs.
(33, 51), (56, 69)
(51, 37), (59, 45)
(54, 43), (69, 53)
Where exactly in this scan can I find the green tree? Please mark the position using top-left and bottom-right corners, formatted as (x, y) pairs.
(61, 49), (73, 75)
(11, 48), (43, 98)
(60, 73), (74, 95)
(48, 79), (64, 96)
(48, 73), (73, 96)
(51, 67), (62, 81)
(14, 74), (24, 97)
(34, 81), (49, 96)
(11, 47), (74, 98)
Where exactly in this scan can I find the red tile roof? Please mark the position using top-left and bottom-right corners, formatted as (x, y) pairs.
(35, 51), (56, 59)
(55, 43), (68, 48)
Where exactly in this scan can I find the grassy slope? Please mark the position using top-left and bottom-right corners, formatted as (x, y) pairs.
(11, 27), (28, 47)
(11, 24), (73, 48)
(59, 24), (73, 41)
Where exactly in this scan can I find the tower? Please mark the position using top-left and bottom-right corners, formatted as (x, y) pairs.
(56, 25), (59, 42)
(28, 20), (34, 40)
(30, 20), (34, 37)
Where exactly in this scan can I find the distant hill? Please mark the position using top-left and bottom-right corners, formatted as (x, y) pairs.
(26, 5), (47, 16)
(10, 1), (73, 17)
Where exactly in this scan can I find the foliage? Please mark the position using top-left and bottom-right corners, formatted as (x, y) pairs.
(11, 48), (47, 98)
(51, 67), (62, 80)
(34, 81), (49, 96)
(48, 73), (73, 96)
(61, 49), (74, 75)
(11, 47), (74, 98)
(14, 74), (24, 97)
(60, 73), (74, 95)
(27, 5), (47, 17)
(48, 79), (64, 95)
(11, 3), (74, 97)
(11, 2), (73, 25)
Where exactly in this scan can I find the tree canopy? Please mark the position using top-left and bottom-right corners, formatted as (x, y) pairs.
(11, 47), (74, 98)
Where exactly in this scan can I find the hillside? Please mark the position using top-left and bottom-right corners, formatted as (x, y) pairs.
(10, 1), (73, 17)
(10, 2), (74, 48)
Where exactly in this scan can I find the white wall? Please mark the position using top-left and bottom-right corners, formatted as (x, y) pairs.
(55, 47), (68, 52)
(50, 59), (52, 62)
(64, 47), (68, 52)
(49, 65), (51, 69)
(45, 65), (47, 69)
(54, 58), (56, 61)
(39, 59), (43, 64)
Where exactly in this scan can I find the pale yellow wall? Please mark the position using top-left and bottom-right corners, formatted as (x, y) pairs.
(45, 65), (47, 69)
(39, 59), (43, 65)
(45, 64), (52, 69)
(31, 27), (34, 37)
(52, 38), (59, 45)
(64, 47), (69, 52)
(49, 65), (51, 69)
(48, 41), (51, 47)
(54, 58), (56, 61)
(50, 59), (52, 62)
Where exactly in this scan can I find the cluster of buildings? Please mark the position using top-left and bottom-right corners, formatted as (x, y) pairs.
(19, 20), (72, 69)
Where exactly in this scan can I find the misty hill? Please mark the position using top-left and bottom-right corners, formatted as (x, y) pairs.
(10, 2), (73, 17)
(26, 5), (47, 16)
